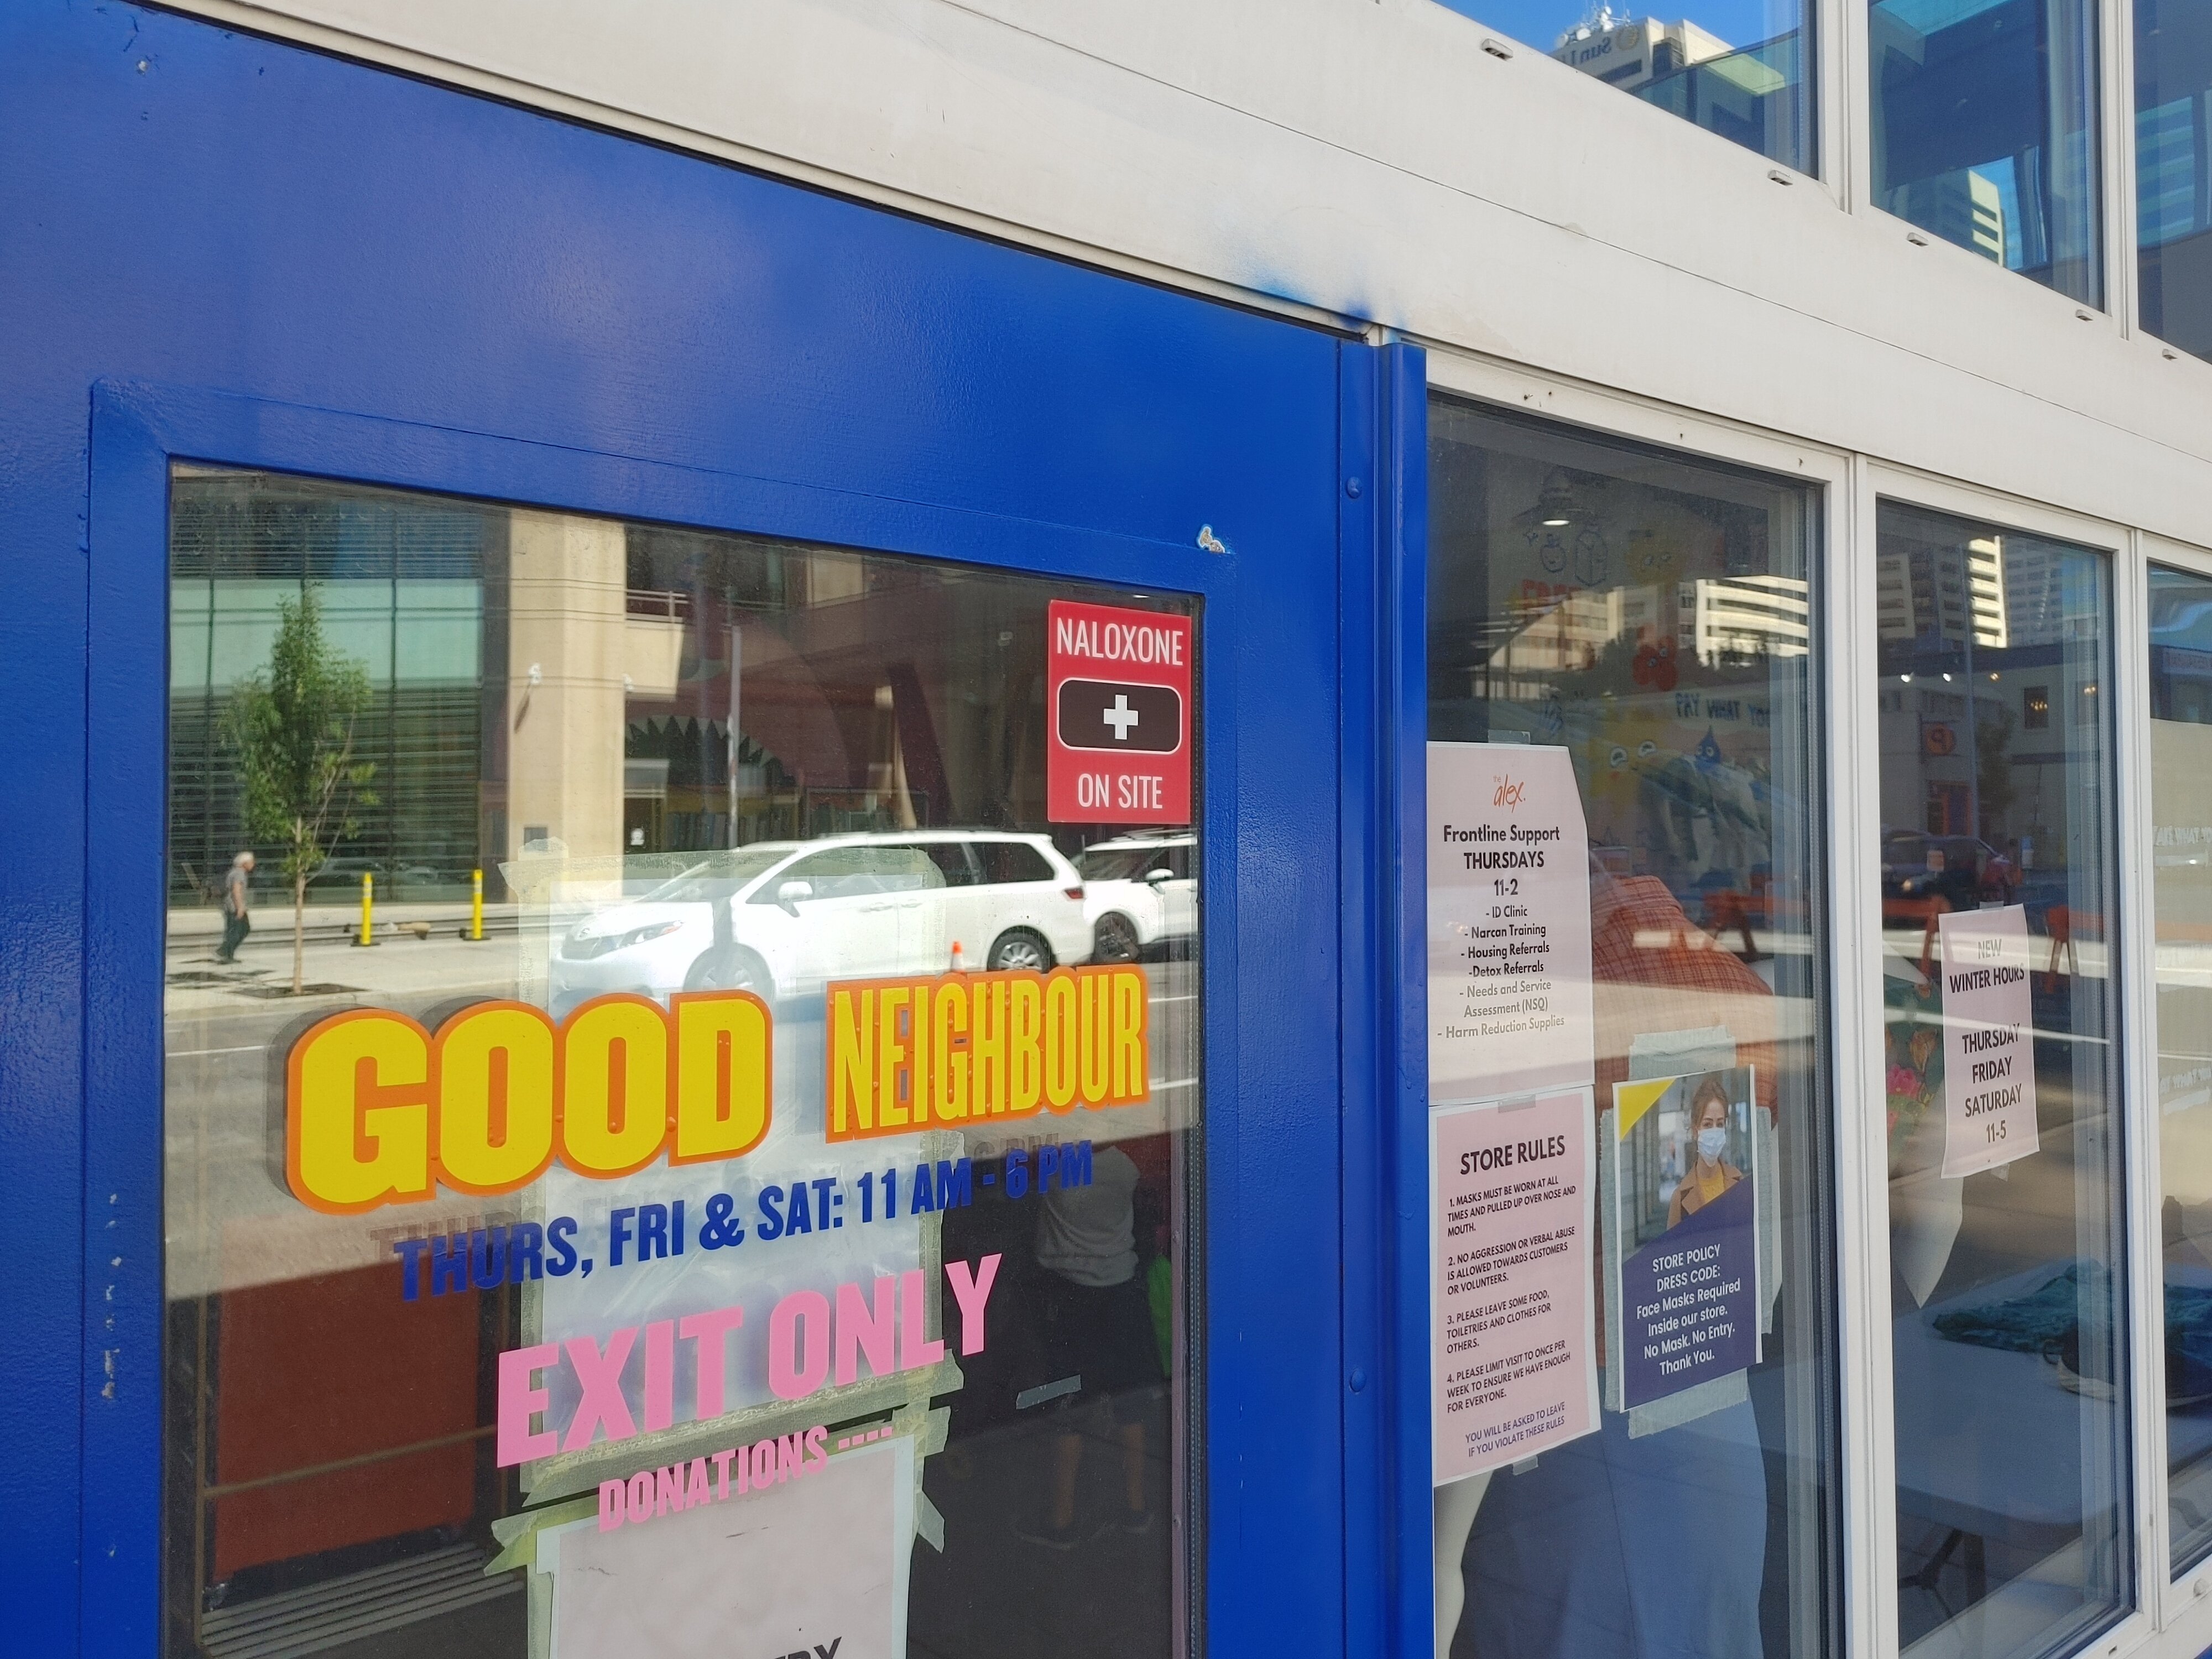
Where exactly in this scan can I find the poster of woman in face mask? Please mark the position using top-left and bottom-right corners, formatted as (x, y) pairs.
(1611, 1065), (1759, 1410)
(1667, 1076), (1747, 1230)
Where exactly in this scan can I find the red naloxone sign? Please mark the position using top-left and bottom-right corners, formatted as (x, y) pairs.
(1046, 599), (1192, 825)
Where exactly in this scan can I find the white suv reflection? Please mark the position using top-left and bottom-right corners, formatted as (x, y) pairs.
(1077, 832), (1197, 963)
(549, 831), (1092, 1008)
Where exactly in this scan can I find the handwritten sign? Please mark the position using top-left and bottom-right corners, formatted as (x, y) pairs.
(1937, 905), (2039, 1177)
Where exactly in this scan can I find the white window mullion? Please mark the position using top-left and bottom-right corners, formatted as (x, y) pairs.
(2116, 531), (2173, 1634)
(2106, 0), (2142, 335)
(1833, 453), (1899, 1659)
(1833, 0), (1871, 212)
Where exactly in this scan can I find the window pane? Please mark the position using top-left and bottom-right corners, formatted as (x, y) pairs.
(975, 841), (1057, 885)
(1427, 399), (1838, 1658)
(2150, 564), (2212, 1573)
(1437, 0), (1814, 172)
(1870, 0), (2103, 305)
(1875, 503), (2129, 1655)
(2136, 0), (2212, 361)
(913, 842), (980, 887)
(165, 469), (1202, 1657)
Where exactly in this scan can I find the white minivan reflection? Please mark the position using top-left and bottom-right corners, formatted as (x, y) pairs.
(549, 830), (1092, 1009)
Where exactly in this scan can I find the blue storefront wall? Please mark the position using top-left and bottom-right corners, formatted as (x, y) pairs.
(0, 4), (1430, 1653)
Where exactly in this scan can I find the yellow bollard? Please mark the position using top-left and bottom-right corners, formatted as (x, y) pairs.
(358, 870), (375, 946)
(469, 868), (484, 942)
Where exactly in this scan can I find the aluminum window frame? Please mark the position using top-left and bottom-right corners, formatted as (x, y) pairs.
(1424, 347), (1863, 1659)
(2135, 526), (2212, 1646)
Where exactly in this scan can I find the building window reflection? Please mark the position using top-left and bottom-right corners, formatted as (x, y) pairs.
(1440, 0), (1815, 173)
(1869, 0), (2103, 305)
(2136, 0), (2212, 361)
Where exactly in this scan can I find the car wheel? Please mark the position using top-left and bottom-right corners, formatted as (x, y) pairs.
(1093, 912), (1141, 963)
(685, 945), (771, 997)
(987, 928), (1053, 973)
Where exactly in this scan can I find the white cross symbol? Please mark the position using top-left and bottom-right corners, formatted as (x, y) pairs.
(1103, 693), (1141, 742)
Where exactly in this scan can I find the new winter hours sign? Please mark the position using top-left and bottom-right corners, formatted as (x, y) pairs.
(1937, 905), (2039, 1177)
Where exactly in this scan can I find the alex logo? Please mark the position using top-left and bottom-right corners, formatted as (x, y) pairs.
(1493, 775), (1527, 808)
(770, 1644), (841, 1659)
(284, 992), (771, 1214)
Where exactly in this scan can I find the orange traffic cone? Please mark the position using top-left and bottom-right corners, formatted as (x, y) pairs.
(950, 940), (966, 972)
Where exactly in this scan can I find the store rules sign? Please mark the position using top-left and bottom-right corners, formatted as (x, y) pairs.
(1047, 600), (1191, 825)
(1431, 1090), (1599, 1483)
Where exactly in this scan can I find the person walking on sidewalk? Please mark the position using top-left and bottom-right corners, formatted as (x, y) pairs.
(216, 850), (255, 963)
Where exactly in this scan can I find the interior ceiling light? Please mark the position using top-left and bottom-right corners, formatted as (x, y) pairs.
(1515, 468), (1581, 534)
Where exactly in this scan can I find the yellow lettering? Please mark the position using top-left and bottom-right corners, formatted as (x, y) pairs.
(560, 996), (670, 1176)
(972, 980), (1006, 1115)
(1043, 972), (1078, 1112)
(911, 984), (931, 1123)
(671, 992), (771, 1162)
(435, 1003), (556, 1193)
(877, 987), (911, 1128)
(1078, 969), (1112, 1107)
(933, 980), (968, 1121)
(286, 1010), (433, 1213)
(828, 987), (874, 1139)
(1009, 977), (1042, 1117)
(1114, 968), (1148, 1102)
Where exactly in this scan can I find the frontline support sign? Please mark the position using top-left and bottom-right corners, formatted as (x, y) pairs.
(1427, 742), (1595, 1102)
(1047, 599), (1192, 825)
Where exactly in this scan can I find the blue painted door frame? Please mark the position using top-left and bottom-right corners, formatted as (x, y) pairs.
(0, 6), (1431, 1653)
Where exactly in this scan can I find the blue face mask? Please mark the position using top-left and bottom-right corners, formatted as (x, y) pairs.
(1697, 1126), (1729, 1162)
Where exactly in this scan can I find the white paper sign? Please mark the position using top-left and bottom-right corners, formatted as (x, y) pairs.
(1428, 742), (1595, 1103)
(546, 1437), (912, 1658)
(1937, 905), (2039, 1177)
(1431, 1089), (1599, 1484)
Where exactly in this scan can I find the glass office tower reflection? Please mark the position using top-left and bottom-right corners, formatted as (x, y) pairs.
(1875, 505), (2128, 1658)
(1439, 0), (1813, 173)
(2137, 0), (2212, 361)
(1870, 0), (2103, 306)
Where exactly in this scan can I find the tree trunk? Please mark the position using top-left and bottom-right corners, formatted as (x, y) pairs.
(293, 869), (306, 995)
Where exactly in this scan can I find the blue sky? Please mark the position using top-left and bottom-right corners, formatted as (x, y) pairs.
(1433, 0), (1793, 55)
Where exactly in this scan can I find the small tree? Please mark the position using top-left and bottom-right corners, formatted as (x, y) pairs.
(222, 586), (377, 994)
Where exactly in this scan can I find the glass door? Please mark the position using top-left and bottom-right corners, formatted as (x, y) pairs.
(160, 469), (1205, 1658)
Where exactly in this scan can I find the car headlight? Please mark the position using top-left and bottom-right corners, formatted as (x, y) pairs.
(620, 921), (684, 949)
